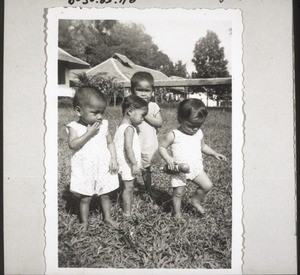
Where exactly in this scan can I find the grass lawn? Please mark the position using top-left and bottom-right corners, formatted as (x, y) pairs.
(57, 98), (232, 268)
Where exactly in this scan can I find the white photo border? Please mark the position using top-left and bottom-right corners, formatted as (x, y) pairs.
(45, 7), (243, 275)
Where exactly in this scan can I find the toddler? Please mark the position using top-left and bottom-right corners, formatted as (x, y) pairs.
(114, 95), (148, 218)
(66, 86), (119, 230)
(131, 72), (162, 198)
(159, 98), (227, 220)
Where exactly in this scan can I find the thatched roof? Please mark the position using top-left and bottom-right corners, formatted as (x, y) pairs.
(87, 53), (168, 86)
(58, 48), (90, 69)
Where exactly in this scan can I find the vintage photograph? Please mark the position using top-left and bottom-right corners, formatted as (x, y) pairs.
(45, 7), (243, 273)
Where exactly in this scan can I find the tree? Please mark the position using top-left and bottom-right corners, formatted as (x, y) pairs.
(192, 30), (229, 78)
(58, 20), (108, 64)
(173, 60), (189, 78)
(109, 23), (175, 76)
(58, 20), (176, 76)
(191, 30), (231, 105)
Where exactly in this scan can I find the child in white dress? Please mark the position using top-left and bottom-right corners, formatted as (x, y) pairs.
(131, 72), (162, 198)
(66, 87), (119, 230)
(114, 95), (148, 218)
(159, 99), (227, 221)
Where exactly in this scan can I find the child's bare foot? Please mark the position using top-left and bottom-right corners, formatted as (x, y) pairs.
(123, 213), (132, 219)
(190, 198), (206, 214)
(81, 222), (89, 232)
(174, 213), (182, 222)
(105, 219), (119, 229)
(122, 214), (139, 227)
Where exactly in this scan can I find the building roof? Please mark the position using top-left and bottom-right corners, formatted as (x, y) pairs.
(169, 76), (185, 80)
(85, 53), (231, 88)
(86, 53), (169, 86)
(58, 48), (90, 69)
(154, 77), (231, 87)
(167, 76), (188, 93)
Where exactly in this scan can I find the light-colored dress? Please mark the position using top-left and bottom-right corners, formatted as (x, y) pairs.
(137, 102), (160, 168)
(66, 120), (119, 196)
(170, 129), (204, 187)
(114, 123), (141, 181)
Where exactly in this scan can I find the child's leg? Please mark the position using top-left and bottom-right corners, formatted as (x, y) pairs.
(190, 172), (213, 214)
(99, 193), (119, 229)
(142, 166), (157, 197)
(142, 166), (151, 191)
(122, 180), (134, 217)
(172, 186), (186, 220)
(80, 196), (92, 230)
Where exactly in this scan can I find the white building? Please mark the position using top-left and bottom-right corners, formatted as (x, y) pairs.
(58, 48), (90, 97)
(187, 92), (218, 107)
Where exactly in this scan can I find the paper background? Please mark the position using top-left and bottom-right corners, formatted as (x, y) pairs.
(3, 0), (296, 274)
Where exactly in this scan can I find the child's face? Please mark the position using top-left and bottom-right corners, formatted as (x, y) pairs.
(130, 107), (148, 126)
(133, 80), (153, 102)
(180, 113), (205, 135)
(77, 98), (107, 125)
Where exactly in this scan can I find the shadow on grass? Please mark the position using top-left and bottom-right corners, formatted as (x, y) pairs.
(61, 183), (123, 222)
(61, 175), (201, 222)
(134, 180), (173, 214)
(181, 200), (206, 218)
(61, 184), (80, 218)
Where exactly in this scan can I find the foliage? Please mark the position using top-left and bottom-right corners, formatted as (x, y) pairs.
(192, 31), (229, 78)
(173, 60), (189, 78)
(192, 31), (231, 103)
(58, 20), (188, 77)
(72, 72), (124, 106)
(58, 98), (232, 268)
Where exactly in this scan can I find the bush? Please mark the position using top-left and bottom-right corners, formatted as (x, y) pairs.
(72, 72), (124, 106)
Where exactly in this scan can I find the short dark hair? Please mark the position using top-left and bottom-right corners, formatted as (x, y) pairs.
(177, 98), (208, 123)
(122, 94), (148, 115)
(73, 86), (106, 108)
(131, 71), (154, 92)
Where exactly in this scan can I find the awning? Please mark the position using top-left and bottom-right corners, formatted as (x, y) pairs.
(58, 48), (90, 69)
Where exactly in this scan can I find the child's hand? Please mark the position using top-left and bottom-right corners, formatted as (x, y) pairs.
(166, 157), (177, 171)
(109, 159), (119, 174)
(213, 153), (227, 162)
(131, 163), (140, 177)
(86, 122), (100, 138)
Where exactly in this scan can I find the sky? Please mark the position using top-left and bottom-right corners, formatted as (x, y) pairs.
(121, 19), (232, 75)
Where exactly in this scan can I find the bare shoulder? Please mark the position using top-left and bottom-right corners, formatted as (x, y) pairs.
(124, 125), (135, 135)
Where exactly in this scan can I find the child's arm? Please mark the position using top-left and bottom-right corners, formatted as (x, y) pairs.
(67, 122), (100, 150)
(124, 126), (139, 176)
(159, 131), (176, 170)
(201, 139), (227, 161)
(106, 133), (118, 174)
(144, 111), (162, 128)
